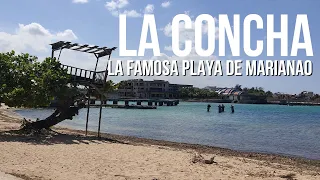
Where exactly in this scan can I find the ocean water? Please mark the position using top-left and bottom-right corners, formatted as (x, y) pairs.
(15, 102), (320, 160)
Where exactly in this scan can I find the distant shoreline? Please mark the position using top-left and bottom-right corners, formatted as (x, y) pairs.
(181, 99), (320, 106)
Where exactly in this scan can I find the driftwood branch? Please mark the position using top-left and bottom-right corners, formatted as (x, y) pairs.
(20, 94), (86, 133)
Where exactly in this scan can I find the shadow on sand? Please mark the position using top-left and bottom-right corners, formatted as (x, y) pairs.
(0, 129), (127, 145)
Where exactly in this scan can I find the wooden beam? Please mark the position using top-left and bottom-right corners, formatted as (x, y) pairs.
(50, 41), (117, 58)
(97, 50), (112, 58)
(63, 43), (79, 49)
(87, 48), (106, 54)
(71, 44), (89, 50)
(81, 46), (100, 52)
(85, 46), (101, 53)
(51, 41), (66, 51)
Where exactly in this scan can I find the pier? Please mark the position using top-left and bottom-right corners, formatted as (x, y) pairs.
(90, 104), (157, 109)
(87, 98), (180, 107)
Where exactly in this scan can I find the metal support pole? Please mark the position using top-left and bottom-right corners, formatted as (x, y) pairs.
(93, 55), (99, 82)
(57, 49), (63, 61)
(85, 87), (90, 136)
(98, 95), (103, 138)
(94, 56), (99, 72)
(97, 55), (111, 138)
(94, 54), (99, 72)
(51, 50), (55, 59)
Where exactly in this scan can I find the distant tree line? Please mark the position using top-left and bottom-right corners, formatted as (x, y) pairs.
(175, 84), (275, 99)
(178, 87), (219, 99)
(234, 84), (273, 97)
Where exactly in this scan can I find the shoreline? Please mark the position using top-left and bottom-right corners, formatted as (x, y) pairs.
(1, 107), (320, 179)
(60, 127), (320, 167)
(4, 106), (320, 165)
(181, 99), (320, 106)
(9, 107), (320, 162)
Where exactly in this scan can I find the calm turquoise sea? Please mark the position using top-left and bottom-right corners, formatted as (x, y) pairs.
(15, 102), (320, 160)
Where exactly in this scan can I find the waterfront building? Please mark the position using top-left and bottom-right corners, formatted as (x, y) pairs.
(117, 79), (193, 99)
(301, 91), (314, 99)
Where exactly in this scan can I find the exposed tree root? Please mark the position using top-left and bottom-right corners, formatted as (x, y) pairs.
(19, 99), (86, 135)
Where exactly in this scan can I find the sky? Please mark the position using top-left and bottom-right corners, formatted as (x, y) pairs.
(0, 0), (319, 94)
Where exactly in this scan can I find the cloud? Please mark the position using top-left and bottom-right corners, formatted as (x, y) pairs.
(0, 23), (101, 72)
(161, 1), (171, 8)
(105, 0), (142, 18)
(0, 22), (239, 89)
(72, 0), (89, 3)
(122, 10), (142, 17)
(162, 12), (219, 51)
(0, 23), (77, 53)
(105, 0), (128, 10)
(144, 4), (154, 14)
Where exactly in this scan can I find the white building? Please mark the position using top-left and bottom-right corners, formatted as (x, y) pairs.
(118, 79), (193, 99)
(301, 91), (314, 98)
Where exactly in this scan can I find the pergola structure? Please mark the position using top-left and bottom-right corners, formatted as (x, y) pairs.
(50, 41), (117, 137)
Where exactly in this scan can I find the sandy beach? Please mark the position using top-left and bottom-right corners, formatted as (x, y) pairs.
(0, 106), (319, 180)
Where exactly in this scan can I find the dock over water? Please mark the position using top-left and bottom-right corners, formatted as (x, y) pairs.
(90, 104), (157, 109)
(87, 99), (180, 109)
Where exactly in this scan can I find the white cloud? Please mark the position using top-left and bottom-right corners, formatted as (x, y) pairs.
(184, 11), (194, 19)
(144, 4), (154, 14)
(105, 0), (128, 10)
(0, 23), (101, 71)
(0, 23), (238, 89)
(161, 1), (171, 8)
(162, 13), (219, 51)
(0, 23), (77, 53)
(122, 10), (142, 17)
(163, 17), (218, 37)
(72, 0), (89, 3)
(105, 0), (142, 18)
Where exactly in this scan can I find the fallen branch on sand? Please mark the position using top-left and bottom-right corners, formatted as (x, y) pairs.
(191, 152), (217, 164)
(18, 97), (86, 135)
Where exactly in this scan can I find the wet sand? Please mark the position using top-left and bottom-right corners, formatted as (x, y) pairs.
(0, 106), (319, 180)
